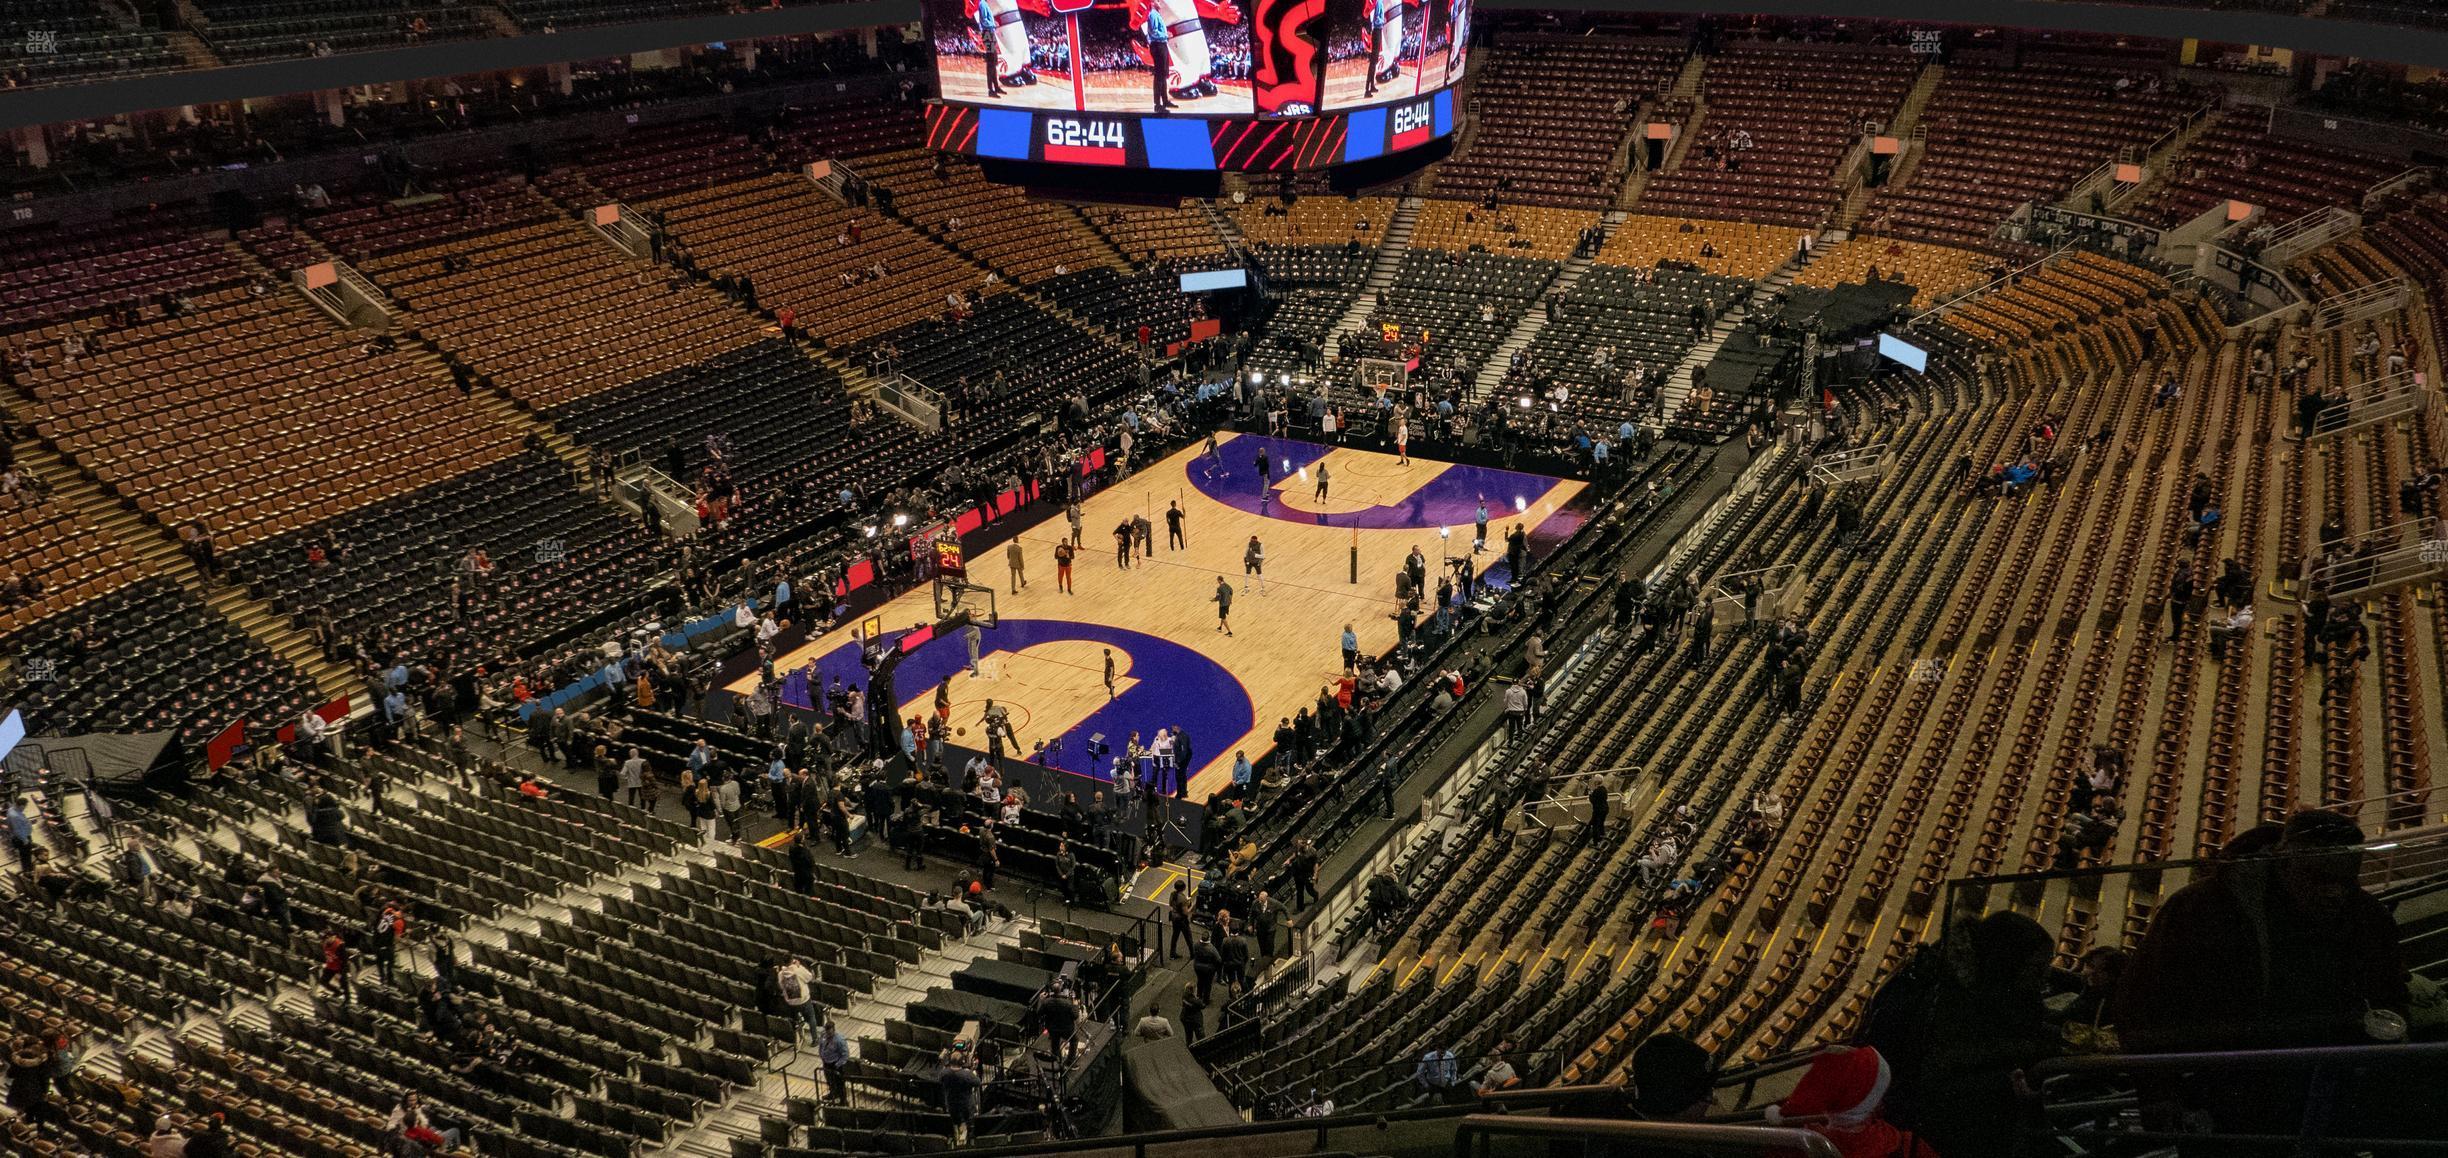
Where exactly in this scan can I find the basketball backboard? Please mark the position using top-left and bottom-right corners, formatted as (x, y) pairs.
(932, 578), (998, 628)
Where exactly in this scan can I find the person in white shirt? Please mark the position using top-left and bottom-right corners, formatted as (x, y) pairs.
(775, 956), (821, 1041)
(2208, 603), (2254, 661)
(149, 1114), (187, 1157)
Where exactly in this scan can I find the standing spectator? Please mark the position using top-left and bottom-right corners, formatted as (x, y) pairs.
(716, 775), (744, 842)
(1288, 837), (1320, 910)
(369, 900), (408, 988)
(619, 748), (648, 807)
(939, 1049), (982, 1145)
(1865, 911), (2058, 1157)
(776, 957), (821, 1043)
(1168, 881), (1195, 958)
(307, 789), (348, 846)
(319, 929), (355, 1007)
(6, 797), (33, 875)
(1218, 926), (1251, 997)
(1250, 890), (1281, 959)
(1189, 934), (1220, 1003)
(2115, 812), (2408, 1137)
(687, 779), (718, 847)
(819, 1022), (852, 1103)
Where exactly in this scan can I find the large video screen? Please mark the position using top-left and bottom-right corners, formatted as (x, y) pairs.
(925, 0), (1260, 116)
(1319, 0), (1469, 111)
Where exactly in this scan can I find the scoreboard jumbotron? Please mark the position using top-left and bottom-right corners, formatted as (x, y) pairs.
(922, 0), (1468, 176)
(922, 88), (1453, 171)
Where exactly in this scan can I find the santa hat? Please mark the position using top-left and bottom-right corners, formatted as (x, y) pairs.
(1765, 1047), (1890, 1130)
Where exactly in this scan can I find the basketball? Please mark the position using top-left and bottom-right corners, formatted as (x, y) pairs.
(956, 727), (967, 737)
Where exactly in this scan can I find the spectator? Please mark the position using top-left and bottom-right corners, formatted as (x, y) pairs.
(776, 956), (821, 1042)
(307, 789), (348, 845)
(818, 1022), (852, 1104)
(938, 1048), (982, 1144)
(148, 1113), (187, 1157)
(1408, 1045), (1458, 1106)
(1475, 1039), (1521, 1096)
(2115, 811), (2408, 1141)
(1867, 911), (2057, 1157)
(1763, 1046), (1927, 1158)
(1628, 1033), (1715, 1122)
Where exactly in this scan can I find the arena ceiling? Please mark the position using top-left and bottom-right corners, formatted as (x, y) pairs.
(4, 0), (2448, 131)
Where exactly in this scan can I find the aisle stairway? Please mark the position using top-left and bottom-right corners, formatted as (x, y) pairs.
(1472, 211), (1624, 398)
(1323, 196), (1423, 347)
(672, 918), (1029, 1157)
(1659, 242), (1818, 418)
(10, 437), (359, 701)
(1204, 200), (1248, 252)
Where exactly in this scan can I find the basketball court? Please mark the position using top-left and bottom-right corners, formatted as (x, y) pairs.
(734, 433), (1588, 802)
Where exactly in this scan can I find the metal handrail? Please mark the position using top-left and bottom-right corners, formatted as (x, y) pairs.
(947, 1086), (1612, 1158)
(1945, 829), (2448, 897)
(1454, 1114), (1842, 1158)
(2032, 1041), (2448, 1078)
(1908, 243), (2073, 325)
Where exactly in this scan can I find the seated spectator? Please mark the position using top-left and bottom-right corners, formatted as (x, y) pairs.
(1763, 1046), (1928, 1158)
(1629, 1032), (1715, 1122)
(1474, 1039), (1522, 1097)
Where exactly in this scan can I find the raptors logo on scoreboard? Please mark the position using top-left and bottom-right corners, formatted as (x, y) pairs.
(1391, 98), (1435, 151)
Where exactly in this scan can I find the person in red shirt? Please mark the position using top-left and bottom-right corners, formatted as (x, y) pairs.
(319, 931), (354, 1006)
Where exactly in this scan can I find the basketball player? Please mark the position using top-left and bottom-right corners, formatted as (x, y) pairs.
(1243, 535), (1267, 595)
(1103, 648), (1118, 700)
(1214, 575), (1235, 635)
(1147, 19), (1176, 112)
(971, 0), (1038, 95)
(1132, 0), (1224, 102)
(1315, 461), (1331, 501)
(1444, 0), (1468, 76)
(1364, 0), (1407, 95)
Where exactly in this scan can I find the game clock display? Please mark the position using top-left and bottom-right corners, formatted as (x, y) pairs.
(921, 87), (1451, 171)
